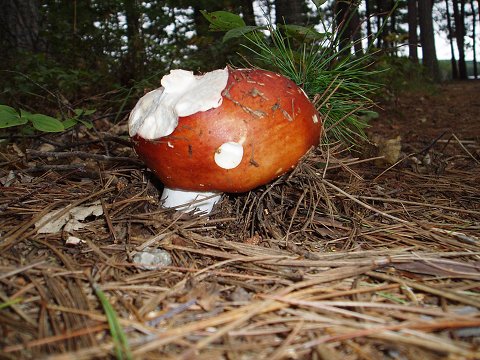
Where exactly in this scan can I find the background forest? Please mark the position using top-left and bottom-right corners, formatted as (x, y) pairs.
(1, 0), (479, 114)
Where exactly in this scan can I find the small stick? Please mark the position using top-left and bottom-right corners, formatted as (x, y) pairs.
(452, 133), (480, 164)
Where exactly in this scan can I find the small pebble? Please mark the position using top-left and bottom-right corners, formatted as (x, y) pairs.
(132, 247), (172, 270)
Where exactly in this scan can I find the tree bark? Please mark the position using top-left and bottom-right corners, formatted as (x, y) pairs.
(407, 0), (418, 62)
(389, 0), (396, 53)
(471, 0), (478, 78)
(365, 0), (373, 46)
(275, 0), (307, 25)
(446, 0), (459, 79)
(335, 1), (363, 56)
(240, 0), (255, 25)
(376, 0), (388, 48)
(335, 0), (352, 53)
(121, 0), (145, 85)
(0, 0), (42, 55)
(351, 8), (363, 55)
(418, 0), (440, 81)
(452, 0), (468, 79)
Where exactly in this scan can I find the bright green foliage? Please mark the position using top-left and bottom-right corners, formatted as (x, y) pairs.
(68, 109), (96, 130)
(202, 11), (379, 145)
(0, 105), (27, 129)
(22, 111), (64, 132)
(0, 105), (96, 133)
(201, 10), (247, 31)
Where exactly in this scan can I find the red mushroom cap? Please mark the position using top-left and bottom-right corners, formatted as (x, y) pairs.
(131, 68), (322, 193)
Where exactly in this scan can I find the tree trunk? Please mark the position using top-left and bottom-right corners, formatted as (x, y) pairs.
(191, 0), (235, 71)
(471, 0), (478, 78)
(389, 0), (396, 53)
(0, 0), (42, 56)
(351, 8), (363, 55)
(375, 0), (389, 49)
(240, 0), (255, 25)
(452, 0), (468, 79)
(335, 1), (363, 56)
(275, 0), (306, 25)
(407, 0), (418, 62)
(376, 0), (384, 48)
(121, 0), (144, 85)
(335, 0), (352, 53)
(365, 0), (373, 46)
(418, 0), (440, 81)
(445, 0), (459, 79)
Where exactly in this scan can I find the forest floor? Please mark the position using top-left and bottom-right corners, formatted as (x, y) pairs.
(1, 80), (479, 359)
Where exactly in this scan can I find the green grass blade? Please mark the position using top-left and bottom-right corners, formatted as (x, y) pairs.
(0, 297), (23, 310)
(94, 285), (133, 360)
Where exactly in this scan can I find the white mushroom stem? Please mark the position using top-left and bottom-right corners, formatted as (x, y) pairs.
(160, 187), (222, 214)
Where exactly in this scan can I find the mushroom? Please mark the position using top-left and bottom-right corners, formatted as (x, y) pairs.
(129, 67), (322, 213)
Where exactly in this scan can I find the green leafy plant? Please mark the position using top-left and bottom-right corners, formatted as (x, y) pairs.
(202, 10), (380, 145)
(0, 105), (96, 133)
(63, 108), (97, 130)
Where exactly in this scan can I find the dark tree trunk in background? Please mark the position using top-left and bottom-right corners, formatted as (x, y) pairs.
(452, 0), (468, 79)
(365, 0), (373, 46)
(418, 0), (440, 81)
(389, 0), (397, 53)
(335, 1), (363, 56)
(275, 0), (306, 25)
(0, 0), (43, 56)
(375, 0), (389, 48)
(190, 0), (237, 71)
(240, 0), (255, 25)
(351, 8), (363, 55)
(407, 0), (418, 62)
(471, 0), (478, 78)
(446, 0), (459, 79)
(122, 0), (144, 85)
(335, 1), (351, 53)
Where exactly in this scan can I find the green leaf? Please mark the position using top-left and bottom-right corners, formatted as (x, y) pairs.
(223, 26), (264, 42)
(0, 105), (19, 116)
(62, 118), (78, 130)
(278, 24), (327, 41)
(27, 114), (65, 132)
(83, 109), (96, 116)
(77, 118), (94, 129)
(201, 10), (246, 32)
(74, 108), (96, 116)
(312, 0), (327, 10)
(20, 109), (33, 118)
(0, 105), (26, 128)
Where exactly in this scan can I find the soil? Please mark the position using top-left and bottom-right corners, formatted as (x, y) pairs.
(1, 80), (479, 359)
(373, 80), (480, 145)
